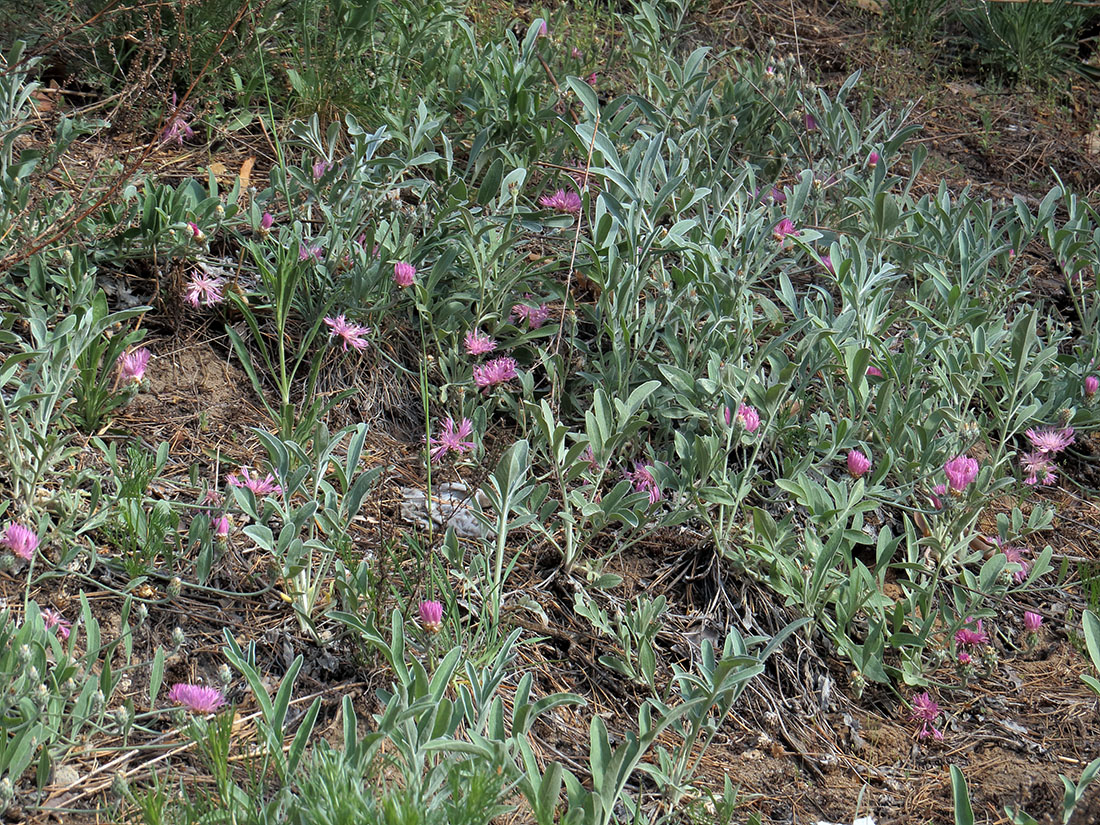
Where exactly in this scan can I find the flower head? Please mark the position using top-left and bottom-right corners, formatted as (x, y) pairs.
(183, 270), (225, 307)
(866, 365), (883, 378)
(226, 468), (282, 496)
(160, 93), (195, 146)
(1020, 451), (1056, 486)
(186, 221), (205, 242)
(464, 329), (497, 356)
(538, 20), (548, 36)
(312, 160), (331, 181)
(1001, 543), (1031, 583)
(538, 189), (582, 214)
(41, 608), (71, 640)
(511, 301), (550, 329)
(955, 619), (989, 648)
(735, 404), (760, 434)
(930, 483), (947, 510)
(419, 600), (444, 633)
(944, 455), (979, 492)
(2, 523), (38, 561)
(772, 218), (799, 242)
(1024, 611), (1043, 632)
(804, 113), (818, 131)
(119, 348), (152, 383)
(1086, 375), (1098, 398)
(820, 254), (835, 275)
(867, 150), (880, 168)
(571, 46), (582, 59)
(324, 314), (371, 352)
(957, 651), (971, 665)
(910, 692), (943, 740)
(626, 462), (662, 504)
(167, 683), (226, 714)
(213, 515), (230, 539)
(259, 212), (274, 233)
(299, 243), (324, 263)
(847, 449), (871, 478)
(393, 261), (417, 288)
(473, 356), (518, 391)
(1025, 426), (1074, 454)
(429, 417), (476, 462)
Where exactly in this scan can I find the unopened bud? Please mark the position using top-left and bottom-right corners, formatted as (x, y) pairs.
(170, 626), (185, 650)
(167, 577), (182, 599)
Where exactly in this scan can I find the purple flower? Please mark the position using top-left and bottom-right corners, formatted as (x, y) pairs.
(312, 160), (331, 181)
(955, 619), (989, 648)
(958, 651), (972, 665)
(867, 150), (880, 168)
(538, 20), (548, 37)
(464, 329), (497, 356)
(586, 72), (598, 85)
(160, 93), (195, 146)
(429, 417), (476, 462)
(910, 692), (943, 740)
(473, 356), (518, 391)
(167, 683), (226, 714)
(227, 468), (282, 496)
(41, 608), (71, 640)
(299, 243), (324, 263)
(324, 315), (371, 352)
(213, 515), (230, 538)
(259, 212), (274, 233)
(626, 462), (662, 504)
(735, 404), (760, 434)
(183, 270), (225, 307)
(804, 113), (818, 131)
(847, 449), (871, 478)
(419, 600), (444, 633)
(770, 187), (787, 204)
(1025, 426), (1074, 454)
(1024, 611), (1043, 632)
(1086, 375), (1098, 397)
(1020, 451), (1056, 486)
(944, 455), (979, 492)
(119, 348), (151, 383)
(511, 301), (550, 329)
(582, 445), (598, 471)
(393, 261), (416, 288)
(538, 189), (582, 214)
(866, 365), (883, 378)
(772, 218), (799, 242)
(1, 523), (38, 561)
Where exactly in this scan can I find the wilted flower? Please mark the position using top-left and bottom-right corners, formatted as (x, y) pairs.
(539, 188), (582, 214)
(582, 445), (598, 472)
(626, 462), (662, 504)
(511, 301), (550, 329)
(160, 93), (195, 146)
(804, 112), (818, 131)
(944, 455), (979, 492)
(464, 329), (497, 356)
(772, 218), (799, 242)
(1025, 426), (1074, 454)
(571, 46), (582, 59)
(955, 619), (989, 648)
(1086, 375), (1098, 397)
(119, 348), (151, 383)
(929, 483), (947, 510)
(847, 449), (871, 478)
(1, 523), (38, 561)
(910, 692), (943, 740)
(324, 314), (371, 352)
(473, 356), (518, 390)
(1020, 451), (1056, 486)
(1023, 611), (1043, 632)
(41, 608), (71, 640)
(167, 683), (226, 714)
(312, 159), (331, 181)
(429, 417), (475, 462)
(299, 243), (324, 263)
(419, 600), (444, 633)
(227, 468), (282, 496)
(393, 261), (417, 288)
(183, 269), (224, 307)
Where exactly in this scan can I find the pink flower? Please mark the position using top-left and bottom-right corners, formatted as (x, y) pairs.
(957, 651), (971, 665)
(324, 314), (371, 352)
(183, 270), (224, 307)
(571, 46), (582, 59)
(1025, 426), (1074, 454)
(464, 329), (497, 356)
(259, 212), (274, 233)
(299, 243), (323, 263)
(867, 150), (880, 168)
(1001, 544), (1031, 583)
(41, 608), (71, 639)
(1024, 611), (1043, 632)
(910, 692), (943, 740)
(213, 515), (230, 538)
(167, 683), (226, 714)
(312, 160), (331, 181)
(1020, 451), (1056, 486)
(429, 417), (476, 462)
(582, 445), (598, 471)
(160, 93), (195, 146)
(847, 449), (871, 478)
(820, 254), (834, 275)
(419, 600), (444, 633)
(539, 189), (582, 214)
(393, 261), (417, 288)
(955, 619), (989, 648)
(538, 20), (548, 36)
(1, 523), (38, 561)
(473, 356), (518, 390)
(119, 348), (151, 383)
(770, 187), (787, 204)
(511, 301), (550, 329)
(772, 218), (799, 242)
(626, 462), (662, 504)
(227, 468), (282, 496)
(735, 404), (760, 434)
(804, 113), (818, 131)
(1086, 375), (1098, 397)
(944, 455), (979, 492)
(866, 366), (883, 378)
(186, 221), (205, 242)
(930, 483), (947, 510)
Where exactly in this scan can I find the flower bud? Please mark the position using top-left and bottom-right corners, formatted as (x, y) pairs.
(170, 626), (186, 650)
(167, 577), (182, 599)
